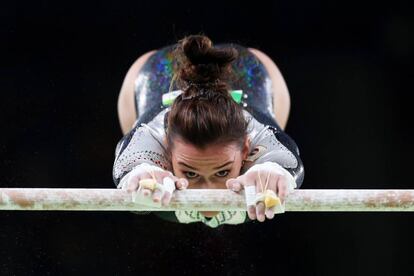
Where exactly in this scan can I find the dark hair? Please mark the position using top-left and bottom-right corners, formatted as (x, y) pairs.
(166, 35), (248, 153)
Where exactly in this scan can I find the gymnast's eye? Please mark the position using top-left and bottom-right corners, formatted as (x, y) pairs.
(215, 170), (230, 177)
(184, 171), (199, 179)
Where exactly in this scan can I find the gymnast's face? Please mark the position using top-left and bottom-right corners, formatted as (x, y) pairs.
(170, 137), (249, 190)
(170, 137), (249, 217)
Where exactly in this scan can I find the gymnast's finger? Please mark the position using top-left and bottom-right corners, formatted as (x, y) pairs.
(276, 175), (288, 204)
(175, 177), (189, 190)
(161, 191), (172, 207)
(265, 206), (276, 219)
(152, 188), (163, 203)
(256, 202), (266, 222)
(226, 178), (243, 192)
(126, 174), (140, 192)
(247, 205), (256, 220)
(244, 177), (257, 220)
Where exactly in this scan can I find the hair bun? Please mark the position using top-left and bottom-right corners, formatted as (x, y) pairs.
(182, 35), (212, 65)
(175, 35), (238, 85)
(182, 35), (237, 66)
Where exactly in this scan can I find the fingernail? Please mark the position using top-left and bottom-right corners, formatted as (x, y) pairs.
(267, 211), (275, 219)
(182, 179), (188, 188)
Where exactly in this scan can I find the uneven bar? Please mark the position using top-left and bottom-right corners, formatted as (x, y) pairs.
(1, 189), (414, 211)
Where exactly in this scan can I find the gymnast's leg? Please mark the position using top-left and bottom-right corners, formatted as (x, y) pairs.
(117, 50), (156, 135)
(248, 48), (291, 130)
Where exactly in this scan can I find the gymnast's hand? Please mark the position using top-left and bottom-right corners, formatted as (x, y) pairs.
(120, 163), (189, 206)
(225, 161), (297, 222)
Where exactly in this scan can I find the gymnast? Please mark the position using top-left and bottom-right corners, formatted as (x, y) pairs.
(113, 35), (304, 228)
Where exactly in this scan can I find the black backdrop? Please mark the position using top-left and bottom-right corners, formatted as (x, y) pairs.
(1, 1), (413, 275)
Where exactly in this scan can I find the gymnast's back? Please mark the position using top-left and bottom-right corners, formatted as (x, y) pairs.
(132, 43), (276, 125)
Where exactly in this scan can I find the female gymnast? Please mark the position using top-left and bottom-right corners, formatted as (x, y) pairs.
(113, 35), (304, 228)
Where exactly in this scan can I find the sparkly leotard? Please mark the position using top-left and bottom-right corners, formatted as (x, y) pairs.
(113, 43), (304, 228)
(133, 44), (275, 125)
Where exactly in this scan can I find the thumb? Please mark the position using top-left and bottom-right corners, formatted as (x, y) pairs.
(176, 177), (189, 190)
(226, 176), (244, 192)
(169, 175), (188, 190)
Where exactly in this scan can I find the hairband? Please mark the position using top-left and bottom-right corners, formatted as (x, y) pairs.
(162, 89), (243, 106)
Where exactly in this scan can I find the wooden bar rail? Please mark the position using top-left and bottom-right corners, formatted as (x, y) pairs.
(1, 189), (414, 211)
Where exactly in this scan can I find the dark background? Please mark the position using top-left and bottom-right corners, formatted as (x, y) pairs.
(1, 1), (413, 275)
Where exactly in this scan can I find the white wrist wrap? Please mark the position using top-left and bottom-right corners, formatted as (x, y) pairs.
(245, 186), (257, 207)
(162, 177), (176, 194)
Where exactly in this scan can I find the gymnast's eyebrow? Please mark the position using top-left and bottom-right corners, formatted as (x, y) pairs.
(178, 161), (234, 171)
(213, 161), (234, 170)
(178, 162), (198, 170)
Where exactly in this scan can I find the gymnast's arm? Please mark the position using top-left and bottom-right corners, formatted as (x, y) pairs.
(242, 111), (304, 189)
(266, 125), (304, 188)
(112, 110), (172, 214)
(112, 112), (171, 214)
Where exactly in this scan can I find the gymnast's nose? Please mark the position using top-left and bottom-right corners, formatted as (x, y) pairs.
(199, 179), (223, 189)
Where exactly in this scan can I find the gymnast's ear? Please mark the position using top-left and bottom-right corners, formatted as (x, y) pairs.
(241, 135), (250, 160)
